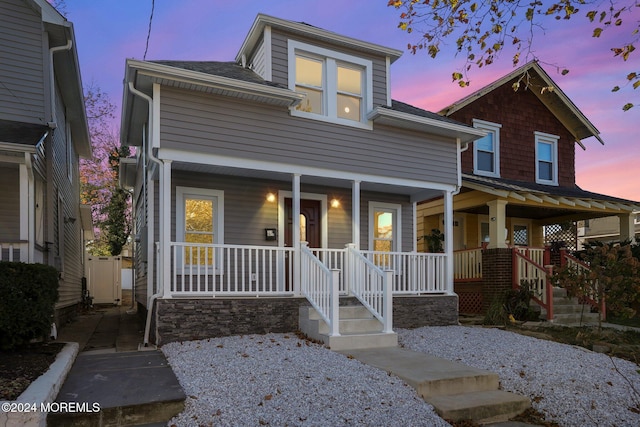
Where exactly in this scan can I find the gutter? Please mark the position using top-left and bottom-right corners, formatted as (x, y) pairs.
(127, 81), (162, 347)
(49, 40), (72, 126)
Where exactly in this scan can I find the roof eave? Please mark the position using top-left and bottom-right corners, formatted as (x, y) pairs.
(236, 14), (403, 64)
(368, 107), (486, 143)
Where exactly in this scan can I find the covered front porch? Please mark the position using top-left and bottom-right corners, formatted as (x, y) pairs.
(129, 156), (462, 346)
(419, 174), (640, 318)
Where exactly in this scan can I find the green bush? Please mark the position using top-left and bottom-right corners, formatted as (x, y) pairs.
(0, 262), (59, 350)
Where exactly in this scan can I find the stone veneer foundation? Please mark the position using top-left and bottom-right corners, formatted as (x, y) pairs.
(152, 295), (459, 345)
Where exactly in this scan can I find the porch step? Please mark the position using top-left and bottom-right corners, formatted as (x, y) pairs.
(342, 347), (530, 424)
(298, 305), (397, 350)
(541, 287), (601, 326)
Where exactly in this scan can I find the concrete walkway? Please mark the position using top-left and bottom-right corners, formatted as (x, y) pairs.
(51, 296), (185, 426)
(342, 347), (534, 425)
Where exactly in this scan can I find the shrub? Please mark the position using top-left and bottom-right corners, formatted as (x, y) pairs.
(0, 262), (59, 350)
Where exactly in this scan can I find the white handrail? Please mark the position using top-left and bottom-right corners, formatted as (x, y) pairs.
(453, 247), (483, 280)
(310, 248), (346, 293)
(301, 243), (339, 336)
(346, 245), (393, 333)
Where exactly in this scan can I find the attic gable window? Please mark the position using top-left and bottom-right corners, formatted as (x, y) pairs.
(472, 119), (501, 178)
(288, 40), (372, 129)
(535, 131), (559, 185)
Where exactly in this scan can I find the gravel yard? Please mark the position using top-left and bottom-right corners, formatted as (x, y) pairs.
(162, 326), (640, 426)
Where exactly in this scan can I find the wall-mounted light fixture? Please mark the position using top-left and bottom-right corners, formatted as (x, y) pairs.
(266, 193), (276, 203)
(330, 198), (340, 208)
(64, 216), (77, 224)
(490, 217), (496, 222)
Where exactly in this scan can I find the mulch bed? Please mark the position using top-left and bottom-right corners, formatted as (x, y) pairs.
(0, 342), (65, 400)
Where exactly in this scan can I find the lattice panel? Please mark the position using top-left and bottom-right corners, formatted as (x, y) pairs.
(458, 290), (484, 314)
(544, 222), (577, 251)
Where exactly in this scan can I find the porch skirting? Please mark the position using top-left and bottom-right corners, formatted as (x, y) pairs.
(151, 295), (459, 346)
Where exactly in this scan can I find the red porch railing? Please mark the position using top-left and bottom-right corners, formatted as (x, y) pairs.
(512, 248), (554, 320)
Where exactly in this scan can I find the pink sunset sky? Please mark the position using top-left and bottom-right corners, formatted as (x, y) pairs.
(64, 0), (639, 202)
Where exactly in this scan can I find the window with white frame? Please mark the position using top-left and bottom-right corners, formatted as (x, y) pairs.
(176, 187), (224, 268)
(535, 131), (559, 185)
(288, 40), (372, 128)
(369, 202), (401, 266)
(472, 119), (501, 177)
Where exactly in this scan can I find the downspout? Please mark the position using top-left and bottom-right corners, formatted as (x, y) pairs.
(127, 81), (162, 347)
(49, 40), (73, 125)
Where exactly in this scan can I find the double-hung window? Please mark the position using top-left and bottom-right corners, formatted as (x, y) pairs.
(472, 119), (501, 177)
(289, 40), (372, 129)
(535, 131), (559, 185)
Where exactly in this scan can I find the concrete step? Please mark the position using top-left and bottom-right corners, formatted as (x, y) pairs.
(325, 331), (398, 351)
(342, 347), (530, 424)
(341, 347), (499, 397)
(552, 303), (593, 314)
(299, 306), (396, 350)
(553, 312), (600, 325)
(428, 390), (531, 424)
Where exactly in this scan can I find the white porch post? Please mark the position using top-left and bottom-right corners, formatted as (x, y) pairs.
(443, 190), (454, 294)
(412, 201), (417, 252)
(487, 199), (508, 249)
(352, 180), (360, 249)
(292, 174), (301, 296)
(19, 161), (30, 262)
(619, 213), (636, 244)
(162, 160), (172, 297)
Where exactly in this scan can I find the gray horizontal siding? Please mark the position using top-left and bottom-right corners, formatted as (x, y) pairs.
(170, 172), (412, 251)
(270, 30), (388, 107)
(0, 0), (46, 123)
(160, 87), (458, 185)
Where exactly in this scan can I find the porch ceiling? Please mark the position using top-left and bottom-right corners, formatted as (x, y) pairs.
(171, 161), (443, 200)
(455, 174), (640, 222)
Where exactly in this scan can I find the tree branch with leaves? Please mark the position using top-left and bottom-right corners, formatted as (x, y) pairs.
(389, 0), (639, 110)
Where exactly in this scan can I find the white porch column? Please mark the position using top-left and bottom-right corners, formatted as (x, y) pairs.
(18, 161), (30, 262)
(412, 201), (417, 252)
(619, 213), (636, 244)
(162, 160), (172, 297)
(487, 199), (508, 249)
(352, 180), (360, 249)
(292, 174), (301, 296)
(443, 190), (454, 294)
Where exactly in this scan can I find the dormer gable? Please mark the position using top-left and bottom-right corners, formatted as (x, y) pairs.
(235, 14), (403, 129)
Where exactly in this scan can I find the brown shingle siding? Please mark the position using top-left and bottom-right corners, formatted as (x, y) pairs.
(450, 79), (576, 186)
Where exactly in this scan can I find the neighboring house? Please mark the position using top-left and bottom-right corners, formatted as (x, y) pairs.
(578, 213), (640, 248)
(0, 0), (92, 325)
(417, 61), (640, 315)
(120, 14), (484, 347)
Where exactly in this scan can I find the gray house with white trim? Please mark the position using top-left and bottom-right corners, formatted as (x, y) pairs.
(120, 14), (483, 348)
(0, 0), (92, 324)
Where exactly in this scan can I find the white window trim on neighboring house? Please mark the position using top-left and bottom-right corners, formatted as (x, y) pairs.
(368, 202), (402, 252)
(175, 186), (224, 273)
(287, 39), (373, 130)
(535, 131), (559, 185)
(472, 119), (501, 177)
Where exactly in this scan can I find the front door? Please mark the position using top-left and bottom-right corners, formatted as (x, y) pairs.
(284, 198), (321, 248)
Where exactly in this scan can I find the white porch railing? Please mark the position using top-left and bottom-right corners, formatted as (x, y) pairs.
(310, 248), (346, 293)
(515, 247), (546, 267)
(513, 249), (554, 320)
(361, 250), (447, 294)
(0, 241), (28, 262)
(346, 245), (393, 333)
(301, 243), (340, 336)
(168, 242), (447, 301)
(169, 243), (294, 296)
(453, 247), (483, 281)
